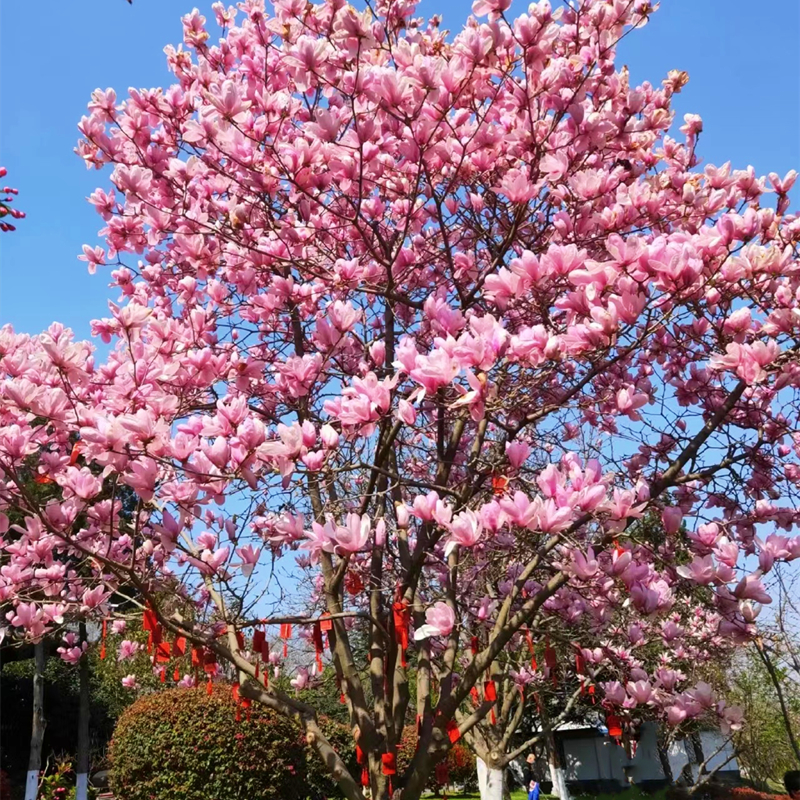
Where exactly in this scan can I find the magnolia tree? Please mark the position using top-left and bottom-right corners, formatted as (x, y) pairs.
(0, 167), (24, 232)
(2, 1), (800, 799)
(459, 517), (746, 798)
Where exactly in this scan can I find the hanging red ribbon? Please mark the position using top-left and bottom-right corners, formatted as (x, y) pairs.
(392, 600), (409, 667)
(68, 442), (82, 466)
(606, 714), (623, 742)
(173, 666), (180, 682)
(142, 605), (157, 632)
(381, 752), (396, 775)
(312, 622), (324, 672)
(253, 627), (265, 654)
(446, 720), (461, 743)
(279, 623), (292, 658)
(470, 686), (480, 705)
(484, 680), (497, 702)
(155, 639), (171, 664)
(361, 768), (369, 787)
(100, 619), (107, 661)
(356, 745), (365, 765)
(470, 636), (479, 655)
(173, 636), (187, 658)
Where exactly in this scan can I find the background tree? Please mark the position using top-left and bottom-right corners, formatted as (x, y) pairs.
(2, 1), (800, 799)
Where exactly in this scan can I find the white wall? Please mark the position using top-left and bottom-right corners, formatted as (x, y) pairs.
(559, 724), (738, 787)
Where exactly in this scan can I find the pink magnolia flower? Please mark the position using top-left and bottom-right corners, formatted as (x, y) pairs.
(626, 680), (654, 706)
(119, 640), (141, 660)
(291, 667), (310, 692)
(506, 441), (531, 469)
(111, 619), (127, 635)
(121, 675), (138, 690)
(414, 602), (455, 640)
(570, 548), (598, 580)
(662, 507), (683, 535)
(445, 510), (483, 557)
(733, 573), (772, 604)
(330, 514), (371, 554)
(235, 545), (261, 577)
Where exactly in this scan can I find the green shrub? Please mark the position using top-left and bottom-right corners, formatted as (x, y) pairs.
(396, 724), (477, 792)
(109, 685), (355, 800)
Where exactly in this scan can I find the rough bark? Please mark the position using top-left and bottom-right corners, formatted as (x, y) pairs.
(76, 622), (91, 800)
(24, 641), (46, 800)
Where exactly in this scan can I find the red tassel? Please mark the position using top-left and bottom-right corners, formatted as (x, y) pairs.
(261, 638), (270, 663)
(525, 628), (535, 654)
(173, 636), (187, 657)
(173, 667), (180, 682)
(312, 622), (324, 672)
(192, 646), (203, 667)
(471, 686), (480, 705)
(361, 768), (369, 787)
(392, 600), (409, 667)
(207, 676), (213, 695)
(253, 627), (265, 653)
(470, 636), (479, 655)
(356, 745), (364, 765)
(484, 680), (497, 702)
(160, 667), (166, 683)
(490, 708), (497, 725)
(381, 752), (396, 775)
(589, 685), (596, 704)
(100, 619), (107, 660)
(255, 663), (260, 679)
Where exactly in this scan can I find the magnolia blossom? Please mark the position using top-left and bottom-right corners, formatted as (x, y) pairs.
(414, 602), (455, 640)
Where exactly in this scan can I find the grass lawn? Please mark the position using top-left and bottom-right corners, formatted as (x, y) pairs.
(425, 790), (670, 800)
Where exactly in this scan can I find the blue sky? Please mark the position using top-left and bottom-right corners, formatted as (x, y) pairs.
(1, 0), (798, 339)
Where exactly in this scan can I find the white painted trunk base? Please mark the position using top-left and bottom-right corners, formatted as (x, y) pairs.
(24, 770), (39, 800)
(476, 758), (504, 800)
(76, 773), (89, 800)
(548, 764), (570, 800)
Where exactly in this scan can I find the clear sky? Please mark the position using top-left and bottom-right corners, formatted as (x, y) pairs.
(1, 0), (798, 340)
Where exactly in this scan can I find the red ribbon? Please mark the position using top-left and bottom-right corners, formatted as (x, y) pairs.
(470, 636), (479, 655)
(484, 680), (497, 702)
(381, 752), (396, 775)
(280, 623), (292, 658)
(173, 636), (187, 657)
(100, 619), (107, 661)
(312, 622), (324, 672)
(392, 601), (409, 667)
(446, 720), (461, 743)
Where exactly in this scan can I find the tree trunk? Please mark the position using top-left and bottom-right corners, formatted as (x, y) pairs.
(656, 727), (674, 783)
(76, 623), (90, 800)
(477, 757), (505, 800)
(25, 641), (46, 800)
(754, 637), (800, 766)
(689, 732), (705, 781)
(546, 738), (570, 800)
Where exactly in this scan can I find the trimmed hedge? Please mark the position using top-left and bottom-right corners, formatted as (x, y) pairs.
(109, 686), (355, 800)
